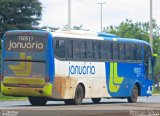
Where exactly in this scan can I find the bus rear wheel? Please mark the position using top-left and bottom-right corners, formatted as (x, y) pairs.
(127, 85), (139, 103)
(91, 98), (101, 104)
(64, 85), (84, 105)
(28, 97), (47, 106)
(73, 84), (84, 105)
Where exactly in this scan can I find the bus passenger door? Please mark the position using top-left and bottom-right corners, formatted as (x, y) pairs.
(143, 45), (154, 95)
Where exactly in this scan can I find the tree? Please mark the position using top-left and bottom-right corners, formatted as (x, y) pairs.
(104, 19), (149, 42)
(0, 0), (42, 38)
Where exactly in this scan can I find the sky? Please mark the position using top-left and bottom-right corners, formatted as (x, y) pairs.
(39, 0), (159, 32)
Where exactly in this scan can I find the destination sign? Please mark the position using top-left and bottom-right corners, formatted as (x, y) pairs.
(5, 35), (47, 52)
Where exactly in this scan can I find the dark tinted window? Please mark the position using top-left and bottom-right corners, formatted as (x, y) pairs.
(73, 40), (81, 59)
(125, 44), (137, 61)
(119, 43), (125, 60)
(113, 43), (119, 60)
(144, 45), (152, 63)
(100, 42), (112, 60)
(86, 41), (93, 59)
(80, 41), (86, 59)
(55, 39), (65, 58)
(93, 41), (100, 60)
(136, 44), (142, 60)
(125, 43), (132, 60)
(100, 42), (107, 60)
(66, 40), (73, 59)
(132, 44), (136, 60)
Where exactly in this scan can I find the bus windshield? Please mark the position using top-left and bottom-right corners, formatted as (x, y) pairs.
(3, 32), (49, 77)
(4, 61), (46, 77)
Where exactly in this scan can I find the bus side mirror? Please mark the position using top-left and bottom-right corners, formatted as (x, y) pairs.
(153, 54), (158, 66)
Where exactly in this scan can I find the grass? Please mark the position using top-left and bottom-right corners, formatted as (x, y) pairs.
(0, 92), (27, 101)
(152, 84), (160, 94)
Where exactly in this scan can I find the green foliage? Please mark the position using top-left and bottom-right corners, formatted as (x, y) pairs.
(104, 19), (148, 41)
(152, 85), (160, 94)
(154, 56), (160, 80)
(0, 0), (42, 38)
(0, 93), (27, 101)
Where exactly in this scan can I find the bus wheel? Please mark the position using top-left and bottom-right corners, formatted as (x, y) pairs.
(91, 98), (101, 104)
(28, 97), (47, 106)
(127, 85), (139, 103)
(73, 84), (84, 105)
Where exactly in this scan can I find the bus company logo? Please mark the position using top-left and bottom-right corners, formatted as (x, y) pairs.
(69, 63), (95, 75)
(9, 53), (32, 76)
(7, 36), (44, 51)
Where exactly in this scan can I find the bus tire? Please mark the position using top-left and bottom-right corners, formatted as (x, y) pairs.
(91, 98), (101, 104)
(127, 85), (139, 103)
(28, 97), (47, 106)
(73, 84), (84, 105)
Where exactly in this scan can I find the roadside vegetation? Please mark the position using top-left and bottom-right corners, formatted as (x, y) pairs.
(153, 85), (160, 94)
(0, 92), (27, 101)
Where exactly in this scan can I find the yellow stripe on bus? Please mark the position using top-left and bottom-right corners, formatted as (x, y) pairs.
(3, 77), (45, 85)
(9, 53), (32, 76)
(109, 62), (124, 92)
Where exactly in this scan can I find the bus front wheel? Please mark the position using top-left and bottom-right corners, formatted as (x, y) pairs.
(127, 85), (139, 103)
(28, 97), (47, 106)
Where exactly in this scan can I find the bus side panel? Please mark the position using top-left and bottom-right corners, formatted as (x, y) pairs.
(105, 62), (147, 97)
(140, 77), (153, 96)
(51, 59), (111, 99)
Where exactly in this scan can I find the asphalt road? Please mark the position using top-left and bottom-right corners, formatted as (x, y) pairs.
(0, 95), (160, 116)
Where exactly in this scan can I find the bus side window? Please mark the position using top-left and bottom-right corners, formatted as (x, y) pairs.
(86, 41), (93, 60)
(100, 42), (107, 60)
(125, 43), (134, 61)
(136, 44), (142, 61)
(66, 40), (73, 59)
(132, 44), (136, 60)
(125, 43), (131, 60)
(73, 40), (81, 60)
(144, 45), (152, 79)
(93, 41), (100, 60)
(119, 43), (125, 60)
(80, 41), (86, 59)
(113, 43), (119, 60)
(100, 42), (112, 60)
(55, 39), (65, 58)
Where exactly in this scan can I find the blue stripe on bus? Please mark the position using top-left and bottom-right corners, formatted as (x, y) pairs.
(105, 61), (153, 97)
(48, 33), (55, 83)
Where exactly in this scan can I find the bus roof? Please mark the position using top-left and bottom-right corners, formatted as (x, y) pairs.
(5, 30), (48, 36)
(5, 30), (150, 46)
(53, 30), (150, 45)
